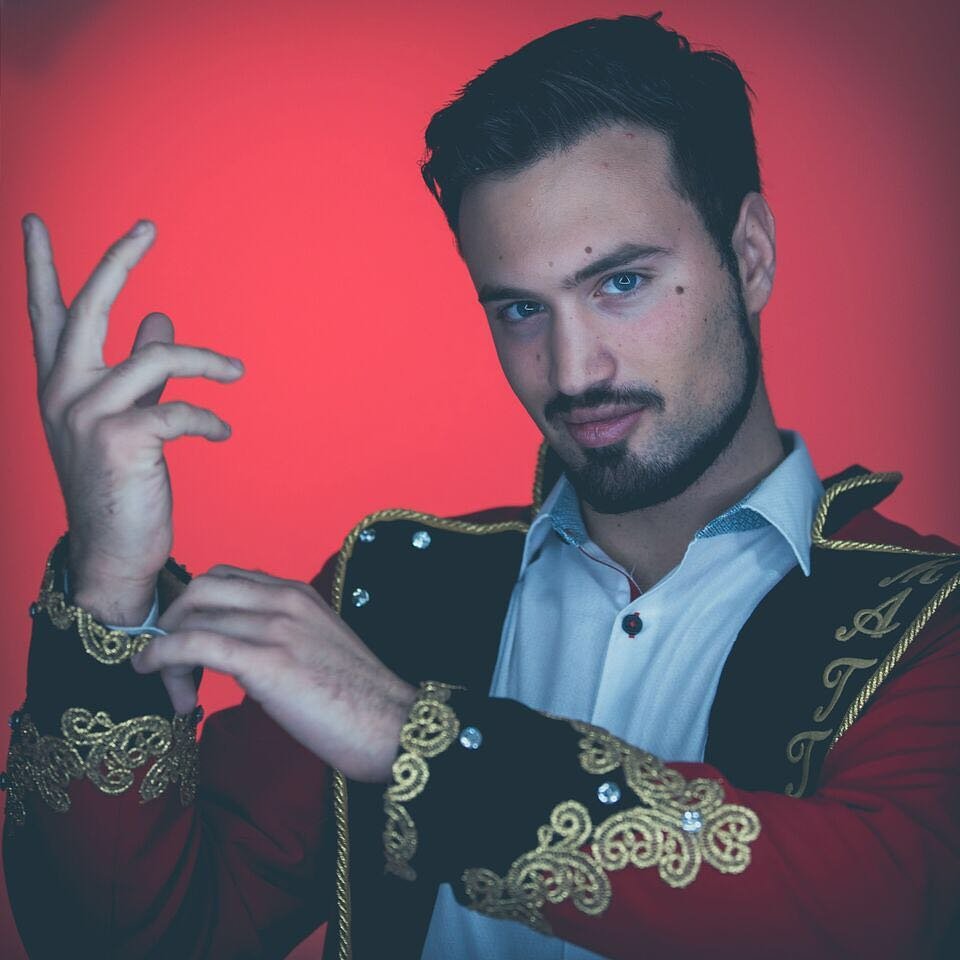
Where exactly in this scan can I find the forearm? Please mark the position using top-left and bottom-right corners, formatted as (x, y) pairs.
(387, 623), (960, 959)
(3, 540), (333, 958)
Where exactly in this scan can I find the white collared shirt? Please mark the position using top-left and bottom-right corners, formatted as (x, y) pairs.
(422, 431), (824, 960)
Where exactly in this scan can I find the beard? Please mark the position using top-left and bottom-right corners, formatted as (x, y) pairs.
(547, 283), (760, 514)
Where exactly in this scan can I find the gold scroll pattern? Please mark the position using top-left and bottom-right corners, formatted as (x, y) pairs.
(383, 681), (461, 882)
(463, 720), (760, 935)
(4, 706), (199, 828)
(36, 538), (156, 665)
(785, 515), (960, 795)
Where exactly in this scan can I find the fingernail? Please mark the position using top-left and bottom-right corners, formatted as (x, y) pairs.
(21, 216), (33, 237)
(130, 220), (151, 237)
(228, 357), (244, 371)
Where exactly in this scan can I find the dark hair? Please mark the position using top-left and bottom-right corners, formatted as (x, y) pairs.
(421, 14), (761, 271)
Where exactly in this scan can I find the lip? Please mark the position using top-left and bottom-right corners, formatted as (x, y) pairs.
(561, 407), (646, 448)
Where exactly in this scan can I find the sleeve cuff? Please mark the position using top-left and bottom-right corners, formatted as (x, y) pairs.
(383, 683), (761, 936)
(62, 568), (165, 637)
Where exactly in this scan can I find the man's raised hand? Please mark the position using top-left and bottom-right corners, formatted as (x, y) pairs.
(23, 215), (245, 624)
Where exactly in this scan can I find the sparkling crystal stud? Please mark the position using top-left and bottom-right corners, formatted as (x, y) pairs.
(681, 810), (703, 833)
(351, 587), (371, 608)
(0, 771), (7, 792)
(359, 528), (376, 544)
(411, 530), (432, 550)
(192, 705), (205, 723)
(459, 726), (483, 750)
(28, 602), (41, 619)
(597, 781), (621, 805)
(8, 710), (23, 732)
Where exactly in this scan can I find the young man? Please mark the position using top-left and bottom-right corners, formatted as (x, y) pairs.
(4, 14), (958, 960)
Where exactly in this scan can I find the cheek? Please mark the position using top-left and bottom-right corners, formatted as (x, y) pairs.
(490, 329), (550, 412)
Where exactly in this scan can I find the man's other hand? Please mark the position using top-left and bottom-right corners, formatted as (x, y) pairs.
(23, 215), (245, 624)
(131, 565), (418, 783)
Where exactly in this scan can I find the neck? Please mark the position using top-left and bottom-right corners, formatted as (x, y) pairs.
(580, 386), (784, 591)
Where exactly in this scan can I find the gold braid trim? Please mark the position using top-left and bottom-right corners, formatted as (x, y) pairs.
(463, 721), (760, 935)
(4, 706), (199, 828)
(331, 503), (533, 960)
(383, 681), (461, 881)
(831, 568), (960, 743)
(36, 538), (157, 665)
(812, 472), (958, 558)
(805, 474), (960, 751)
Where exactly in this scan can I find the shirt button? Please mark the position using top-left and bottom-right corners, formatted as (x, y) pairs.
(621, 612), (643, 637)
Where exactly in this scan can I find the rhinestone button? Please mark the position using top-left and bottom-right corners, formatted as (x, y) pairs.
(8, 710), (23, 732)
(621, 612), (643, 636)
(411, 530), (432, 550)
(358, 528), (376, 543)
(681, 810), (703, 833)
(351, 587), (371, 608)
(192, 705), (205, 723)
(0, 771), (7, 791)
(597, 781), (621, 805)
(28, 602), (41, 619)
(459, 726), (483, 750)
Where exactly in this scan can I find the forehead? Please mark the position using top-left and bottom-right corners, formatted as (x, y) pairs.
(458, 124), (701, 279)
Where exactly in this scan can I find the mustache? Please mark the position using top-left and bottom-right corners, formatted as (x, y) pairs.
(544, 385), (665, 421)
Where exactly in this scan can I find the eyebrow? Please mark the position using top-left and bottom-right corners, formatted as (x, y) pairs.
(477, 242), (672, 304)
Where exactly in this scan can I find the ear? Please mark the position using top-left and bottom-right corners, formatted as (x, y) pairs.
(730, 192), (776, 316)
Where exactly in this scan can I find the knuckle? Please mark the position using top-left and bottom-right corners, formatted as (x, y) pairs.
(63, 400), (90, 435)
(266, 611), (292, 638)
(281, 586), (310, 617)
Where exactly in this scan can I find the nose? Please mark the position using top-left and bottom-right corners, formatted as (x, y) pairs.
(548, 307), (616, 397)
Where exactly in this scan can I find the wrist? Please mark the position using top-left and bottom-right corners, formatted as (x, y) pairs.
(69, 568), (159, 626)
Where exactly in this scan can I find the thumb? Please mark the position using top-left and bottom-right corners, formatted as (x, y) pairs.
(132, 311), (174, 407)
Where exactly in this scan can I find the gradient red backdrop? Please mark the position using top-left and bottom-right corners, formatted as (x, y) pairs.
(2, 1), (958, 956)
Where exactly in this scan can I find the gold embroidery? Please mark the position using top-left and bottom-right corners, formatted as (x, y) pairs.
(834, 588), (911, 642)
(783, 471), (960, 776)
(832, 568), (960, 743)
(4, 707), (199, 827)
(383, 681), (460, 881)
(785, 728), (834, 797)
(878, 556), (960, 587)
(463, 721), (760, 933)
(813, 657), (879, 723)
(36, 538), (156, 665)
(463, 801), (610, 935)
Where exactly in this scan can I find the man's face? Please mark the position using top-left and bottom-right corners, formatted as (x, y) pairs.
(458, 124), (761, 513)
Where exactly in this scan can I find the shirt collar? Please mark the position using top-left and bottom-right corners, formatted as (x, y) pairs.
(524, 430), (824, 577)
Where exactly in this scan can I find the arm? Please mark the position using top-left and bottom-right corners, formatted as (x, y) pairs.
(3, 541), (335, 959)
(385, 608), (960, 960)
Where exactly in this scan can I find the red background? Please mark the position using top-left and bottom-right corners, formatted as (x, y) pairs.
(1, 1), (958, 956)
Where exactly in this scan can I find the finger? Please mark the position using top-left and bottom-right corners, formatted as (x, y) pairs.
(175, 608), (284, 645)
(130, 312), (174, 408)
(117, 400), (233, 443)
(159, 576), (288, 631)
(58, 219), (157, 370)
(76, 343), (243, 418)
(23, 214), (68, 388)
(132, 630), (264, 686)
(160, 664), (198, 715)
(205, 564), (320, 598)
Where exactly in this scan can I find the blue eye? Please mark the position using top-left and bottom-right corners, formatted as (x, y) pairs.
(599, 272), (644, 295)
(499, 300), (544, 323)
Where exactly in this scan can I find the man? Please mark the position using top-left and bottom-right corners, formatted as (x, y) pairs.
(4, 13), (958, 960)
